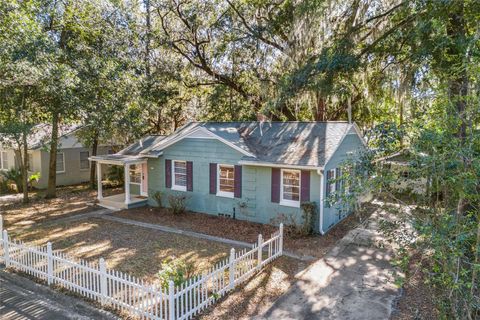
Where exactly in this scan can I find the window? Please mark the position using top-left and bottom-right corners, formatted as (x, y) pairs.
(129, 165), (141, 184)
(217, 164), (234, 197)
(327, 169), (336, 195)
(28, 153), (33, 171)
(280, 169), (300, 207)
(325, 169), (337, 208)
(172, 160), (187, 191)
(80, 151), (90, 170)
(0, 151), (8, 170)
(56, 152), (65, 173)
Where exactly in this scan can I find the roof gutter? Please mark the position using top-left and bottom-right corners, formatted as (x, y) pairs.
(238, 160), (323, 171)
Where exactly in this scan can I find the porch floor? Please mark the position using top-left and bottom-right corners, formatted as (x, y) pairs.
(98, 193), (148, 210)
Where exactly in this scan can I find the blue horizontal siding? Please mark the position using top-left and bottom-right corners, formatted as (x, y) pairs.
(322, 133), (366, 233)
(147, 138), (321, 230)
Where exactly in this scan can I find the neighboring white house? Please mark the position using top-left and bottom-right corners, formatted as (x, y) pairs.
(377, 149), (427, 194)
(0, 124), (116, 189)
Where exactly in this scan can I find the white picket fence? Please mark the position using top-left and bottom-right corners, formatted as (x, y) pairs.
(0, 215), (283, 320)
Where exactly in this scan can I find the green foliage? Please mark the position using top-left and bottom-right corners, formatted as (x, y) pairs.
(168, 193), (187, 215)
(0, 169), (23, 193)
(300, 201), (317, 236)
(152, 191), (163, 208)
(107, 165), (124, 186)
(157, 258), (196, 289)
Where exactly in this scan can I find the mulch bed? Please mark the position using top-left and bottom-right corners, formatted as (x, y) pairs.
(113, 206), (363, 259)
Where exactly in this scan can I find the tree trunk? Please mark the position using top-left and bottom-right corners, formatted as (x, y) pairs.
(446, 3), (469, 218)
(21, 129), (29, 203)
(315, 93), (326, 121)
(89, 133), (99, 189)
(45, 112), (59, 198)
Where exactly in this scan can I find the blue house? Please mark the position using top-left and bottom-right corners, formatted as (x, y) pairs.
(90, 121), (367, 234)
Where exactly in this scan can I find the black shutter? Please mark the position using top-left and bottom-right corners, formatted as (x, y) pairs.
(186, 161), (193, 191)
(165, 159), (172, 188)
(209, 163), (217, 194)
(300, 170), (310, 202)
(234, 165), (242, 198)
(271, 168), (280, 203)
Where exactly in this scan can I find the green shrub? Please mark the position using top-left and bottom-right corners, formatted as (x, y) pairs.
(107, 165), (124, 186)
(0, 168), (23, 193)
(300, 201), (317, 235)
(28, 172), (41, 188)
(270, 203), (317, 237)
(168, 193), (187, 215)
(152, 191), (163, 207)
(157, 258), (196, 289)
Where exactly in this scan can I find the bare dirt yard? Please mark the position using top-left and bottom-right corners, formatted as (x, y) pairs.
(8, 217), (237, 283)
(1, 188), (369, 319)
(0, 184), (121, 234)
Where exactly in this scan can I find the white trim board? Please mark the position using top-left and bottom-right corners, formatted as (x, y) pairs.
(238, 160), (320, 171)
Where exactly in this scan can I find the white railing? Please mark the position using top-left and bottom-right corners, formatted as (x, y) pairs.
(0, 215), (283, 320)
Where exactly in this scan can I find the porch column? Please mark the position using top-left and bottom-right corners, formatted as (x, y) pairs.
(124, 163), (131, 205)
(96, 162), (103, 200)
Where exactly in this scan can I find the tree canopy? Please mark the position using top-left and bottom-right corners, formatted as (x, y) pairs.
(0, 0), (478, 317)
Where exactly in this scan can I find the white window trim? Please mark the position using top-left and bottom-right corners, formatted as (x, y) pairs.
(129, 164), (142, 185)
(328, 169), (336, 194)
(216, 164), (234, 198)
(79, 151), (90, 171)
(0, 151), (8, 170)
(172, 160), (187, 192)
(56, 152), (65, 173)
(280, 169), (301, 208)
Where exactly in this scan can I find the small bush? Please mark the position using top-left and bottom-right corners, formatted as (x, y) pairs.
(168, 193), (187, 215)
(270, 203), (317, 237)
(270, 213), (303, 237)
(300, 201), (317, 236)
(0, 168), (23, 192)
(152, 191), (163, 207)
(157, 258), (196, 289)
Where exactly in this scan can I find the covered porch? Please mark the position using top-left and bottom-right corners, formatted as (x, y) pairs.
(89, 154), (149, 210)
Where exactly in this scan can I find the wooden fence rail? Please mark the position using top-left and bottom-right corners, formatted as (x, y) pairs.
(0, 215), (283, 320)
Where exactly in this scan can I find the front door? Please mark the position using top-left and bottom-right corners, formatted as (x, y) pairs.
(140, 162), (148, 196)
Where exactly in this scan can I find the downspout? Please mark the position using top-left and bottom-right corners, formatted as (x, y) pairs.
(317, 168), (325, 235)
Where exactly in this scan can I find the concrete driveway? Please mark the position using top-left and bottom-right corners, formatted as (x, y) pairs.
(0, 270), (118, 320)
(261, 209), (401, 320)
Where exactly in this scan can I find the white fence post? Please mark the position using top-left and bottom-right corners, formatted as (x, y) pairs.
(279, 223), (284, 255)
(168, 280), (175, 320)
(0, 214), (3, 232)
(99, 258), (107, 306)
(229, 248), (235, 290)
(257, 234), (263, 270)
(3, 230), (9, 267)
(47, 242), (53, 285)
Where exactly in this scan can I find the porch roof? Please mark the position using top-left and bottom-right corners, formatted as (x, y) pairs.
(89, 154), (149, 165)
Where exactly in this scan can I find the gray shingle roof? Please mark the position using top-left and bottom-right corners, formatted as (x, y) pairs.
(146, 122), (360, 168)
(0, 124), (81, 149)
(118, 135), (166, 156)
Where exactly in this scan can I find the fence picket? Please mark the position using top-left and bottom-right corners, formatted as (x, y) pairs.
(0, 223), (282, 320)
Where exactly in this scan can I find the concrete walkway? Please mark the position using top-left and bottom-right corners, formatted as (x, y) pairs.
(0, 270), (118, 320)
(260, 209), (401, 320)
